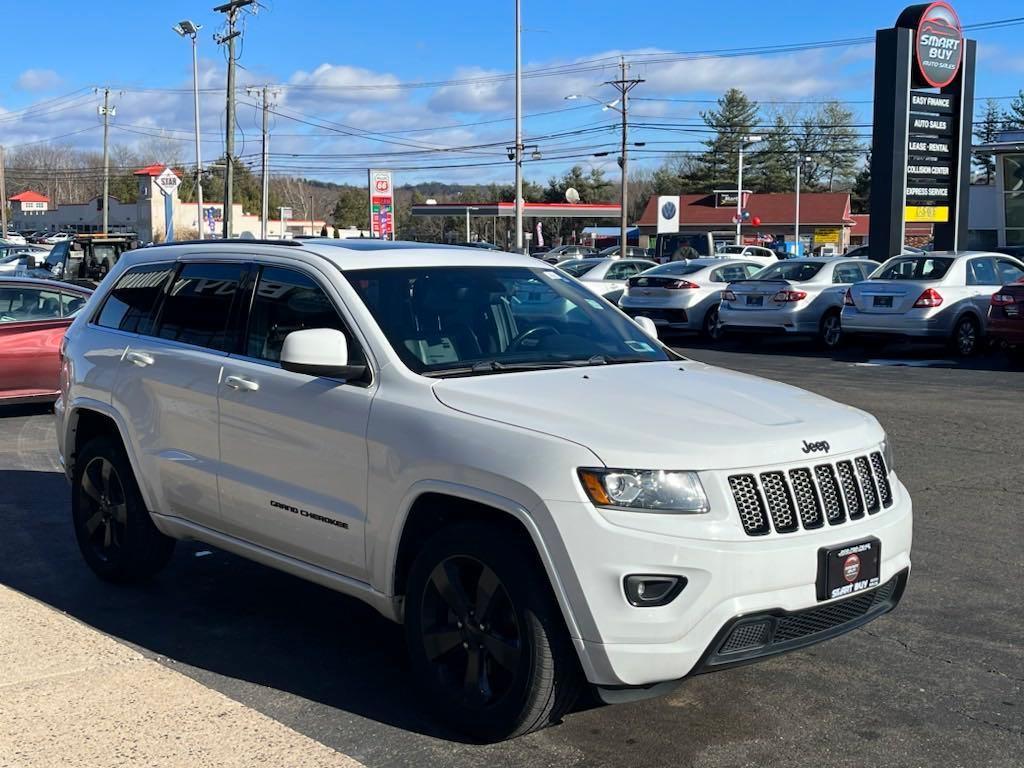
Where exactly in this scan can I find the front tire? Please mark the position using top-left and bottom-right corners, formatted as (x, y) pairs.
(71, 435), (175, 583)
(404, 522), (582, 741)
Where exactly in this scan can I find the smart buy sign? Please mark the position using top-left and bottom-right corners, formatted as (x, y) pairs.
(899, 2), (964, 89)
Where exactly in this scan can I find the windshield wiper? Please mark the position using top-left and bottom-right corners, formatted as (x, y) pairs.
(422, 360), (582, 378)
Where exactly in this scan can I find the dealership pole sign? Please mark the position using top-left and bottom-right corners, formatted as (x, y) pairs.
(869, 2), (975, 260)
(368, 169), (395, 240)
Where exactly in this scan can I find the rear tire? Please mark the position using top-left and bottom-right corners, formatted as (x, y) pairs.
(701, 305), (723, 341)
(404, 522), (582, 742)
(950, 315), (981, 357)
(71, 435), (175, 583)
(818, 310), (843, 350)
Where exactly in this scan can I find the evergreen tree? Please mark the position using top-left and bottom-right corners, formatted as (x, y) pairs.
(973, 99), (1005, 184)
(331, 186), (368, 229)
(816, 101), (861, 192)
(695, 89), (760, 191)
(1009, 90), (1024, 130)
(750, 114), (794, 193)
(851, 151), (871, 214)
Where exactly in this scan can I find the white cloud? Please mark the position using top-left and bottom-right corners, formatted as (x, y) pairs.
(15, 69), (63, 92)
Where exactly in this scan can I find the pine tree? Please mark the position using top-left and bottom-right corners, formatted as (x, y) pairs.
(973, 99), (1004, 184)
(750, 114), (795, 193)
(816, 101), (861, 192)
(851, 151), (871, 214)
(1008, 90), (1024, 130)
(694, 89), (761, 191)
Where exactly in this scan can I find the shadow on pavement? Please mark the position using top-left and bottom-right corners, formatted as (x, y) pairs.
(0, 468), (505, 743)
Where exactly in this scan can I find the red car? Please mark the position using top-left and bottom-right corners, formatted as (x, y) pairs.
(988, 279), (1024, 349)
(0, 277), (92, 406)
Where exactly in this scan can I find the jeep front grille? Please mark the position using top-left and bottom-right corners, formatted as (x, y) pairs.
(730, 453), (893, 536)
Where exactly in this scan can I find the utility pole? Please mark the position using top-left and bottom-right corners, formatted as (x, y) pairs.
(605, 57), (643, 254)
(794, 155), (811, 257)
(97, 87), (114, 234)
(214, 0), (254, 239)
(247, 85), (278, 238)
(513, 0), (523, 253)
(735, 135), (762, 245)
(309, 194), (314, 235)
(0, 146), (7, 237)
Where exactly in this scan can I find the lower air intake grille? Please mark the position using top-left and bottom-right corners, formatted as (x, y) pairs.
(774, 579), (897, 642)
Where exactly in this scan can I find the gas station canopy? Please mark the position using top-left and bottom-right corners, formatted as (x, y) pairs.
(410, 202), (621, 219)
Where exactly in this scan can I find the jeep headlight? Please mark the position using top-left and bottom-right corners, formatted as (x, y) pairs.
(882, 436), (895, 473)
(578, 468), (710, 513)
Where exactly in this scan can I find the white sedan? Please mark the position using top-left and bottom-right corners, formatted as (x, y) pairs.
(43, 232), (72, 245)
(716, 245), (780, 267)
(557, 257), (657, 302)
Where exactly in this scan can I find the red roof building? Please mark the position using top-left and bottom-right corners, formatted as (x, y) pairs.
(638, 192), (854, 230)
(8, 191), (50, 203)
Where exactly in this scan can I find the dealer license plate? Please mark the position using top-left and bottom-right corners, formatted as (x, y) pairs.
(816, 538), (881, 601)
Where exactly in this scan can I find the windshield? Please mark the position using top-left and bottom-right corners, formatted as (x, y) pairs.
(558, 260), (598, 277)
(873, 256), (953, 281)
(720, 246), (745, 254)
(753, 262), (825, 282)
(344, 266), (673, 376)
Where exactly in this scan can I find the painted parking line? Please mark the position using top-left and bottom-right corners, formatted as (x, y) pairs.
(853, 359), (956, 368)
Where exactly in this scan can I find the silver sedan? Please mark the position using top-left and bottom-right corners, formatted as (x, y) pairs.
(618, 259), (762, 339)
(557, 257), (657, 302)
(842, 251), (1024, 356)
(720, 257), (879, 349)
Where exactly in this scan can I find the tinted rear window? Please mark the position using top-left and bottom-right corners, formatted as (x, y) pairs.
(874, 257), (953, 281)
(754, 262), (825, 282)
(155, 262), (244, 351)
(645, 262), (705, 276)
(559, 261), (598, 277)
(96, 263), (174, 335)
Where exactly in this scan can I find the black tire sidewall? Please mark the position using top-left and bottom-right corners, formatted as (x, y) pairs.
(72, 435), (173, 582)
(404, 522), (575, 741)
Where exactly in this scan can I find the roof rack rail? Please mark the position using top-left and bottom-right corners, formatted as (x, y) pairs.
(145, 238), (304, 248)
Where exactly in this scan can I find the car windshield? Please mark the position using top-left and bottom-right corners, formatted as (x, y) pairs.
(873, 256), (953, 280)
(558, 260), (598, 277)
(720, 246), (745, 254)
(752, 262), (825, 282)
(344, 266), (674, 376)
(643, 262), (705, 276)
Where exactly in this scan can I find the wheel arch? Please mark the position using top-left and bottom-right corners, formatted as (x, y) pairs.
(387, 483), (583, 643)
(65, 401), (155, 510)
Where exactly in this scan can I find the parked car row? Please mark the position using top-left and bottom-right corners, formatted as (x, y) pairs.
(617, 250), (1024, 357)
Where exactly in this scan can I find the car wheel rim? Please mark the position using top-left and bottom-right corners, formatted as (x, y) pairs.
(420, 556), (522, 708)
(823, 316), (841, 347)
(80, 457), (128, 562)
(958, 322), (976, 354)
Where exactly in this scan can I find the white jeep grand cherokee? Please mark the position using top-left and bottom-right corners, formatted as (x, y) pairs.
(56, 239), (912, 741)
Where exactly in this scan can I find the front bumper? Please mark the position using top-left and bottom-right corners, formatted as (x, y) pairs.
(542, 475), (913, 688)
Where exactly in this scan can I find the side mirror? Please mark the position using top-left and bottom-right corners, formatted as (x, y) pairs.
(280, 328), (366, 381)
(633, 315), (659, 339)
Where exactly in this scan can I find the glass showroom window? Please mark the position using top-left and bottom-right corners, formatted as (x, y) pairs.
(1004, 154), (1024, 246)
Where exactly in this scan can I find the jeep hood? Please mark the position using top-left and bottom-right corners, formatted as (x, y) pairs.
(431, 360), (881, 470)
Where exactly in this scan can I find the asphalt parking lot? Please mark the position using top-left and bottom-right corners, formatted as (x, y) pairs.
(1, 338), (1021, 768)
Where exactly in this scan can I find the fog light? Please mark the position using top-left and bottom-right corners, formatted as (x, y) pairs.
(623, 575), (687, 607)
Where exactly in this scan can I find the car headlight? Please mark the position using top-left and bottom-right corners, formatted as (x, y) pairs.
(578, 468), (710, 513)
(882, 437), (895, 473)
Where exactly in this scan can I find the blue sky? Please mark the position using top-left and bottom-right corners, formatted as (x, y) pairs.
(3, 0), (1023, 186)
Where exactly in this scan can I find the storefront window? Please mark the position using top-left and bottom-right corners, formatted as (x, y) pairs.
(1003, 154), (1024, 246)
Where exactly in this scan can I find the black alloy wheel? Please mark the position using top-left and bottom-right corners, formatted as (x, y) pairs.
(420, 555), (522, 709)
(79, 456), (129, 562)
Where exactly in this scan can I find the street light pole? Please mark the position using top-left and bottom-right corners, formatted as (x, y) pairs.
(735, 135), (762, 246)
(514, 0), (523, 253)
(794, 155), (811, 257)
(613, 56), (643, 255)
(174, 21), (204, 240)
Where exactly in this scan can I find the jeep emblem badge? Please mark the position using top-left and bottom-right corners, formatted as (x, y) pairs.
(801, 439), (831, 454)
